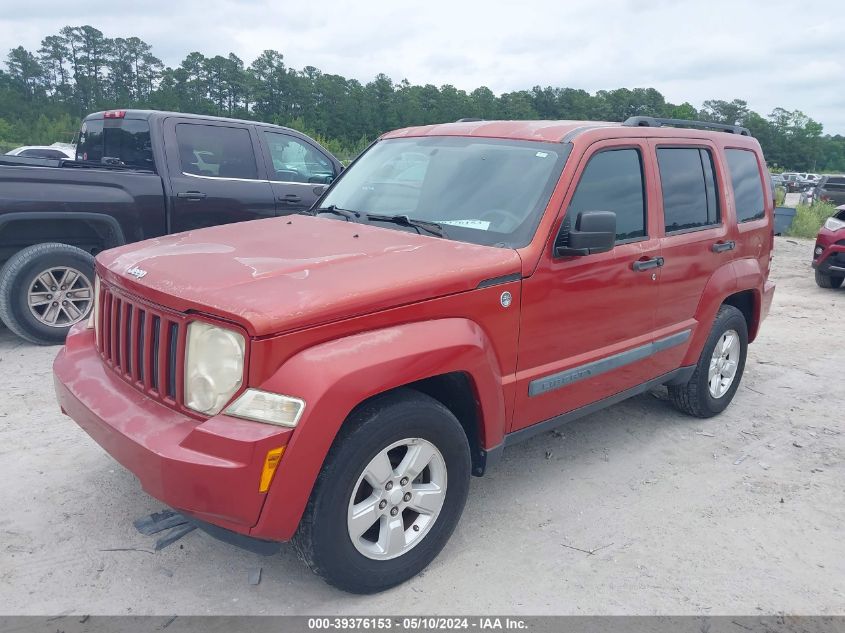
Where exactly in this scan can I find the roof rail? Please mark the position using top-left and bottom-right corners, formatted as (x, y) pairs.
(455, 117), (484, 122)
(623, 116), (751, 136)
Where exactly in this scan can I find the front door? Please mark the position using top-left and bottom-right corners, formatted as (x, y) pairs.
(258, 129), (339, 215)
(512, 141), (663, 431)
(164, 118), (276, 233)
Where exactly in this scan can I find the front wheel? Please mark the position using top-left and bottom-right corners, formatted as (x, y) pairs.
(815, 270), (844, 289)
(669, 305), (748, 418)
(293, 389), (471, 593)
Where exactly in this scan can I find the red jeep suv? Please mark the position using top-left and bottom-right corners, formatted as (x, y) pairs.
(54, 116), (776, 593)
(812, 204), (845, 288)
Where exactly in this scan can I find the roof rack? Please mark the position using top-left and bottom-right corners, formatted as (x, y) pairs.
(623, 116), (751, 136)
(455, 117), (484, 122)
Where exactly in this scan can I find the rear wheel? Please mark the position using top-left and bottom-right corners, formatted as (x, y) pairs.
(815, 270), (844, 289)
(669, 305), (748, 418)
(0, 243), (95, 345)
(293, 389), (471, 594)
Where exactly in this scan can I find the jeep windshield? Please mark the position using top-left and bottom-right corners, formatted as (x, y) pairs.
(319, 136), (571, 248)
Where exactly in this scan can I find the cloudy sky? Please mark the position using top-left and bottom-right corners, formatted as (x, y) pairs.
(3, 0), (844, 133)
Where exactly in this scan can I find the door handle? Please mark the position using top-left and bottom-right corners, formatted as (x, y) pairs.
(277, 195), (302, 204)
(711, 240), (736, 253)
(176, 191), (207, 200)
(632, 257), (664, 272)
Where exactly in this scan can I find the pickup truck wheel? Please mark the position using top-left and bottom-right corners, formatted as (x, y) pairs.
(0, 243), (95, 345)
(815, 270), (844, 289)
(668, 304), (748, 418)
(293, 389), (471, 594)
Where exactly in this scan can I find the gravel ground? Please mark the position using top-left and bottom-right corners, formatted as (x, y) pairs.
(0, 236), (842, 616)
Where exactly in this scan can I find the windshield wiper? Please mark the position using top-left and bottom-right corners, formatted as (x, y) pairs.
(365, 214), (447, 238)
(309, 205), (361, 221)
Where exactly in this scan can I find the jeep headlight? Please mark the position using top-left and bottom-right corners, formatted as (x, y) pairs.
(184, 321), (245, 415)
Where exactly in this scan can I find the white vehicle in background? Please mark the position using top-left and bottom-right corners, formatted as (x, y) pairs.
(5, 143), (75, 160)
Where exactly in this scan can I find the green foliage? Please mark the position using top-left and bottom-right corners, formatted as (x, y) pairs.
(786, 202), (837, 239)
(1, 24), (844, 169)
(774, 186), (786, 206)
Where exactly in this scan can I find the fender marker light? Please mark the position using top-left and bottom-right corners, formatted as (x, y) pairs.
(259, 447), (285, 493)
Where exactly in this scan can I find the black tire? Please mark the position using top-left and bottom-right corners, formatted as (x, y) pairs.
(669, 304), (748, 418)
(0, 243), (95, 345)
(293, 389), (471, 594)
(815, 270), (844, 289)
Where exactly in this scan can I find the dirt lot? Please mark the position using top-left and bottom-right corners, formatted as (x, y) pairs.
(0, 236), (842, 616)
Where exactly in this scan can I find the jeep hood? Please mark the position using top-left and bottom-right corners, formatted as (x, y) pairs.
(97, 215), (522, 336)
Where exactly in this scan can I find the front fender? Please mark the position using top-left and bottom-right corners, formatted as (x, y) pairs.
(249, 318), (507, 541)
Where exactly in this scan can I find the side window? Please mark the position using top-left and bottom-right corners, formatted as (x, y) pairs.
(725, 149), (765, 222)
(824, 177), (845, 191)
(657, 147), (720, 233)
(264, 132), (335, 184)
(567, 148), (646, 242)
(175, 123), (258, 180)
(20, 149), (66, 158)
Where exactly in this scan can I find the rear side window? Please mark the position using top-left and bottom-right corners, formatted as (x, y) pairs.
(175, 124), (258, 180)
(823, 177), (845, 190)
(657, 147), (720, 233)
(77, 118), (153, 169)
(567, 149), (646, 242)
(725, 149), (765, 223)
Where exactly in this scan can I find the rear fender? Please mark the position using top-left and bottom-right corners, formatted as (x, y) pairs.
(249, 318), (506, 541)
(732, 258), (765, 341)
(682, 262), (738, 366)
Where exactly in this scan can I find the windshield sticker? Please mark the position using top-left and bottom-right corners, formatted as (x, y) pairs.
(535, 151), (549, 158)
(436, 219), (492, 230)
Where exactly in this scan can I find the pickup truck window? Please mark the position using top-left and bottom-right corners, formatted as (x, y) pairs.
(18, 149), (68, 159)
(566, 149), (646, 242)
(657, 147), (720, 233)
(264, 132), (335, 184)
(175, 124), (258, 180)
(320, 137), (569, 248)
(77, 118), (153, 169)
(725, 149), (765, 223)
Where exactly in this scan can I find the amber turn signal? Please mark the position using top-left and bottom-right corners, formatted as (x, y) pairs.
(259, 447), (285, 493)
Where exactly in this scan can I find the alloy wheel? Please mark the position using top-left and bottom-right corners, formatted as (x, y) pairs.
(347, 438), (447, 560)
(27, 266), (94, 328)
(708, 329), (740, 398)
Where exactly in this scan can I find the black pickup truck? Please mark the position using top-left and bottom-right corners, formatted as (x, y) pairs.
(0, 109), (342, 344)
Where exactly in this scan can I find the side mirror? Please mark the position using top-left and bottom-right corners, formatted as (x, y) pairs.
(555, 211), (617, 257)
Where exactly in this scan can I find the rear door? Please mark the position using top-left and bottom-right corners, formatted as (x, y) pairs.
(257, 128), (340, 214)
(724, 146), (772, 293)
(163, 118), (276, 233)
(648, 139), (734, 375)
